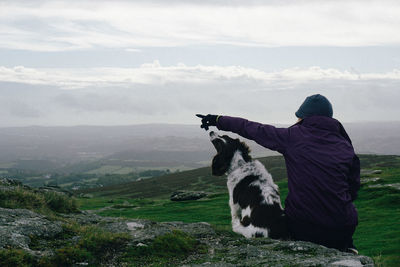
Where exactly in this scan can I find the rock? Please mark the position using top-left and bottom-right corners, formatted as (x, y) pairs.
(170, 190), (208, 201)
(361, 177), (381, 184)
(361, 169), (382, 176)
(79, 193), (94, 199)
(0, 179), (374, 266)
(95, 219), (373, 266)
(36, 185), (73, 197)
(367, 183), (400, 190)
(0, 207), (63, 249)
(331, 259), (364, 267)
(0, 178), (31, 192)
(0, 178), (23, 187)
(0, 207), (374, 266)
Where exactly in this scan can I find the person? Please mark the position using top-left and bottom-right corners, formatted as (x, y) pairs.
(197, 94), (360, 254)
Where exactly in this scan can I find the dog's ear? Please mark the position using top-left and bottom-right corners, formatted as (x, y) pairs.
(212, 153), (230, 176)
(236, 140), (252, 162)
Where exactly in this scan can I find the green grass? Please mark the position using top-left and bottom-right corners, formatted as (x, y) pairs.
(82, 194), (232, 227)
(353, 167), (400, 267)
(78, 155), (288, 199)
(123, 230), (206, 266)
(0, 249), (38, 267)
(0, 185), (79, 215)
(78, 155), (400, 266)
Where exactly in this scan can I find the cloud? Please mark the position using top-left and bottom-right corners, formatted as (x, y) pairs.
(0, 63), (399, 126)
(1, 0), (399, 51)
(0, 64), (399, 89)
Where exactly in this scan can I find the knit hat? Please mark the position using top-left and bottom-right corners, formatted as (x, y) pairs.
(295, 94), (333, 118)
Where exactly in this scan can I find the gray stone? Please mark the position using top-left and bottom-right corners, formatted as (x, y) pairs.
(36, 185), (73, 197)
(0, 178), (23, 186)
(360, 177), (381, 184)
(367, 183), (400, 190)
(171, 190), (208, 201)
(361, 169), (382, 176)
(0, 179), (375, 266)
(0, 208), (63, 249)
(96, 219), (373, 267)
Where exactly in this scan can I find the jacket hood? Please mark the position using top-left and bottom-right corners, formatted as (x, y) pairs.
(296, 116), (353, 145)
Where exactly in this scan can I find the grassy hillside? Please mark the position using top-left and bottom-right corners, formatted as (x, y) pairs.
(78, 154), (400, 266)
(78, 156), (287, 198)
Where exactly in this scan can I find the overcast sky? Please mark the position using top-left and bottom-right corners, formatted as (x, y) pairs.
(1, 0), (399, 127)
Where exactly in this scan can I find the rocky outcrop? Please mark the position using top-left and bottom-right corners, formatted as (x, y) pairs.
(106, 219), (374, 267)
(0, 208), (374, 266)
(360, 169), (382, 175)
(170, 190), (208, 201)
(0, 208), (63, 250)
(37, 185), (73, 197)
(0, 178), (374, 266)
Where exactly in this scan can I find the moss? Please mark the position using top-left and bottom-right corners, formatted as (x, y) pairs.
(26, 222), (131, 266)
(78, 225), (130, 257)
(51, 246), (93, 266)
(123, 230), (206, 265)
(0, 186), (79, 215)
(43, 192), (79, 213)
(0, 187), (45, 211)
(0, 249), (37, 267)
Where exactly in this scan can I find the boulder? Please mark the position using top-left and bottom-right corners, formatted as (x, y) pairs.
(0, 179), (374, 266)
(170, 190), (208, 201)
(0, 208), (374, 266)
(360, 169), (382, 176)
(0, 208), (63, 249)
(36, 185), (73, 197)
(117, 220), (374, 267)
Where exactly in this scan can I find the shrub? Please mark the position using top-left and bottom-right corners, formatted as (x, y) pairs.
(78, 226), (130, 257)
(0, 187), (45, 210)
(51, 246), (93, 266)
(124, 230), (206, 265)
(0, 186), (79, 214)
(0, 249), (37, 267)
(43, 192), (79, 213)
(40, 224), (131, 266)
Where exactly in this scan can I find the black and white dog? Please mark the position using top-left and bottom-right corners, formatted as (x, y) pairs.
(210, 131), (288, 239)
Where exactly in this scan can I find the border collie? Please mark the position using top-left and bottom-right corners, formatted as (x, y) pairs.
(210, 131), (288, 239)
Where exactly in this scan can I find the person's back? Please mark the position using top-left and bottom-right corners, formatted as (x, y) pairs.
(197, 94), (360, 252)
(284, 116), (359, 228)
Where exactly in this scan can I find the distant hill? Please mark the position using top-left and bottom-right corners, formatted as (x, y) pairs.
(0, 122), (399, 173)
(78, 156), (287, 198)
(78, 154), (400, 199)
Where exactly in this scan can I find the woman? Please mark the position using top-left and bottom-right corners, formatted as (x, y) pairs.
(197, 94), (360, 253)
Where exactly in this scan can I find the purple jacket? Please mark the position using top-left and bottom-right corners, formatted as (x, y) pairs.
(217, 115), (360, 228)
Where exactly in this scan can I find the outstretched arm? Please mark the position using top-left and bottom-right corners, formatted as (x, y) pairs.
(217, 116), (290, 154)
(196, 114), (290, 154)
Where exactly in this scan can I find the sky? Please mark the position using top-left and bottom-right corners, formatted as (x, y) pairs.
(0, 0), (399, 127)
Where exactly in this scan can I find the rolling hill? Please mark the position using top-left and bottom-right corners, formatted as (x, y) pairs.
(0, 121), (399, 174)
(77, 154), (400, 266)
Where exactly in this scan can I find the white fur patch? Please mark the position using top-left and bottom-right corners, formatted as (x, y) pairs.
(232, 221), (269, 238)
(209, 131), (226, 143)
(241, 206), (252, 219)
(226, 149), (283, 238)
(209, 131), (218, 141)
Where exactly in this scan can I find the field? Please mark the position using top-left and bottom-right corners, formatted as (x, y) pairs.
(78, 154), (400, 266)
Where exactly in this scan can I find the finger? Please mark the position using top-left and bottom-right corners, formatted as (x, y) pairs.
(196, 114), (205, 118)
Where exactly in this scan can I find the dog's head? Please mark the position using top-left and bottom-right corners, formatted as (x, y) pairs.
(209, 131), (251, 176)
